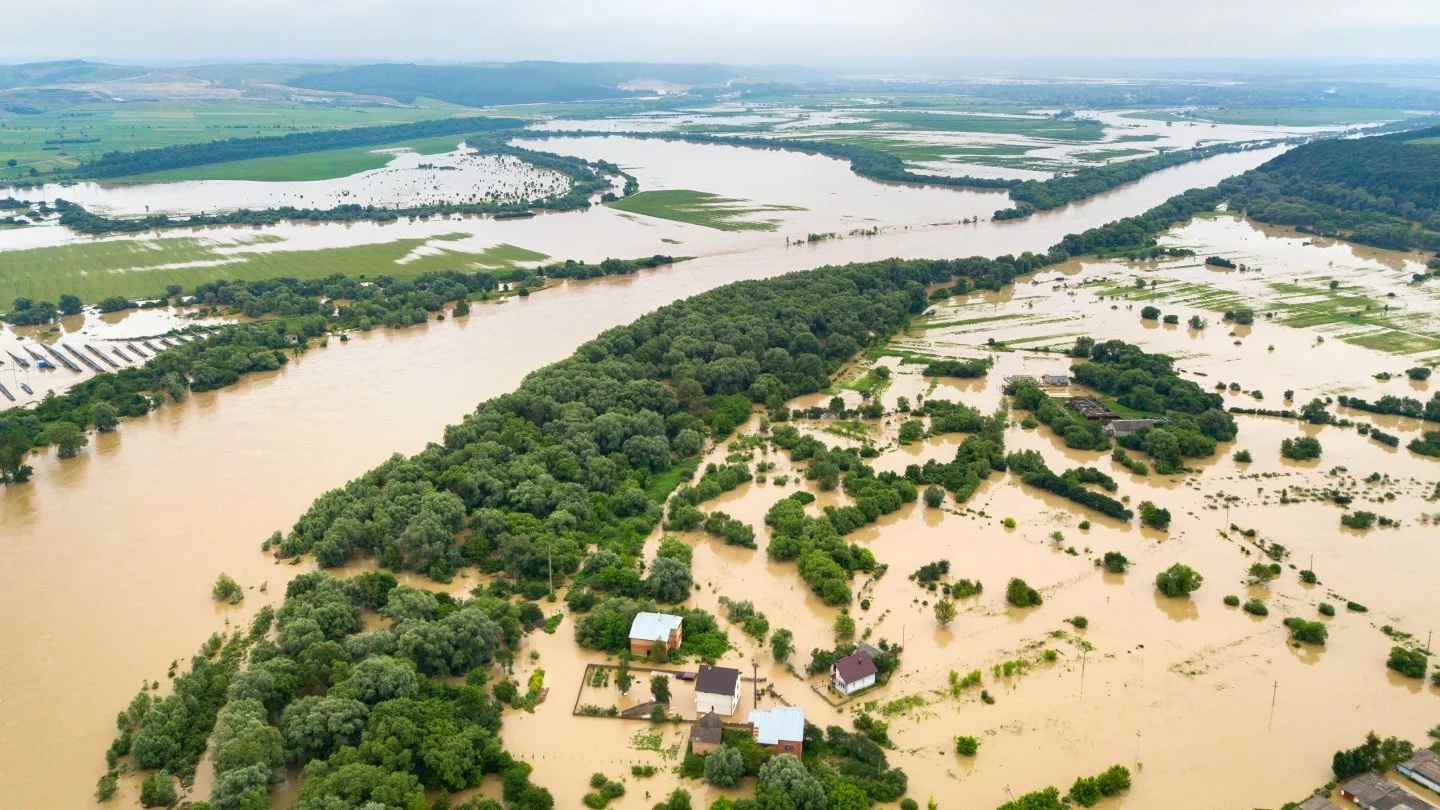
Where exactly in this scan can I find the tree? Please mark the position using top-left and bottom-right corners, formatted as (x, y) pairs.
(1005, 578), (1042, 608)
(827, 783), (870, 810)
(1281, 435), (1322, 461)
(770, 628), (795, 662)
(345, 656), (419, 703)
(704, 744), (745, 788)
(1140, 305), (1160, 320)
(1138, 501), (1170, 530)
(58, 294), (83, 316)
(1247, 562), (1279, 584)
(39, 421), (87, 458)
(139, 771), (177, 807)
(954, 735), (979, 756)
(923, 485), (944, 508)
(1155, 564), (1202, 597)
(1300, 398), (1330, 425)
(645, 556), (693, 604)
(833, 613), (856, 640)
(213, 573), (244, 604)
(1387, 646), (1427, 679)
(1101, 552), (1129, 574)
(934, 598), (957, 626)
(91, 402), (119, 432)
(650, 673), (671, 704)
(616, 656), (633, 694)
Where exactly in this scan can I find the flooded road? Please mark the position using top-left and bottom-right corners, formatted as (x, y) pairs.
(0, 144), (1321, 808)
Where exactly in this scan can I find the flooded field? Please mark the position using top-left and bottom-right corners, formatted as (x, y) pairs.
(4, 143), (1435, 809)
(25, 145), (570, 216)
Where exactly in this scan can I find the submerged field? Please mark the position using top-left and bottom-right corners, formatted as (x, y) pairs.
(606, 189), (804, 231)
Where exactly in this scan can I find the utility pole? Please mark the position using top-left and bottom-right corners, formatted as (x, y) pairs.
(1268, 680), (1278, 731)
(1134, 731), (1141, 768)
(1428, 630), (1432, 655)
(547, 537), (554, 597)
(1079, 649), (1087, 701)
(752, 659), (760, 706)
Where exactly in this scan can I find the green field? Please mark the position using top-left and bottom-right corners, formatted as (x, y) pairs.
(1071, 148), (1151, 162)
(1125, 108), (1416, 127)
(794, 134), (1047, 170)
(0, 98), (470, 177)
(109, 132), (475, 183)
(606, 189), (802, 231)
(0, 234), (548, 303)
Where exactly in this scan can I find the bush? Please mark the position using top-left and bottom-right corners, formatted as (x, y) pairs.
(1341, 511), (1377, 530)
(1283, 617), (1328, 645)
(1347, 601), (1369, 612)
(1101, 551), (1128, 573)
(1281, 435), (1322, 461)
(1387, 646), (1427, 679)
(955, 735), (979, 756)
(704, 745), (745, 787)
(1005, 578), (1042, 608)
(923, 485), (945, 508)
(1155, 564), (1203, 597)
(1068, 615), (1088, 629)
(1242, 598), (1268, 617)
(1233, 449), (1252, 463)
(139, 772), (176, 807)
(212, 572), (244, 604)
(1319, 602), (1336, 616)
(1223, 594), (1240, 607)
(1140, 306), (1161, 320)
(1138, 501), (1171, 530)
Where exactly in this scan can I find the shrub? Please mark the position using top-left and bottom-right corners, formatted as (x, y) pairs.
(1101, 552), (1128, 573)
(1347, 601), (1369, 612)
(1002, 517), (1017, 529)
(1005, 578), (1042, 608)
(139, 772), (176, 807)
(1283, 618), (1328, 645)
(1318, 602), (1336, 616)
(1242, 598), (1268, 617)
(1387, 646), (1427, 679)
(923, 485), (945, 508)
(1067, 615), (1089, 629)
(1233, 449), (1252, 462)
(212, 572), (244, 604)
(1140, 306), (1161, 320)
(1341, 511), (1377, 530)
(1138, 501), (1171, 530)
(1281, 435), (1322, 461)
(1223, 594), (1240, 607)
(955, 735), (979, 756)
(1155, 564), (1203, 597)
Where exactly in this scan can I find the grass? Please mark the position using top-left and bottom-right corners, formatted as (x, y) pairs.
(109, 132), (472, 183)
(921, 313), (1026, 330)
(0, 98), (469, 178)
(645, 457), (701, 502)
(831, 111), (1107, 141)
(606, 189), (802, 232)
(0, 235), (548, 303)
(797, 134), (1052, 170)
(1071, 148), (1150, 162)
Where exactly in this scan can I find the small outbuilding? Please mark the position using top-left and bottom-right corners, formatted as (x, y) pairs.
(628, 612), (683, 656)
(1041, 372), (1070, 386)
(749, 707), (805, 756)
(689, 711), (724, 755)
(1400, 749), (1440, 794)
(694, 664), (742, 716)
(829, 651), (878, 695)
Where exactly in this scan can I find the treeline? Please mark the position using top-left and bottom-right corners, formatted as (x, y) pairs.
(1223, 126), (1440, 251)
(1337, 392), (1440, 423)
(1005, 449), (1132, 521)
(997, 142), (1266, 219)
(70, 116), (522, 180)
(101, 570), (558, 810)
(529, 129), (1019, 190)
(0, 259), (677, 484)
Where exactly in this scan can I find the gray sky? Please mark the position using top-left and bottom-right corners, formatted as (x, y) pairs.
(8, 0), (1440, 66)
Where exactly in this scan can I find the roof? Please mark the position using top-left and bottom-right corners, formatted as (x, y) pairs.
(831, 651), (878, 685)
(629, 612), (683, 641)
(749, 707), (805, 745)
(1109, 419), (1157, 430)
(1344, 773), (1436, 810)
(1402, 749), (1440, 784)
(690, 711), (723, 745)
(695, 665), (740, 696)
(1041, 372), (1070, 382)
(1296, 796), (1341, 810)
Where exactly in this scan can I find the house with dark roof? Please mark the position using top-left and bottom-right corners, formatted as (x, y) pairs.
(689, 711), (724, 755)
(1400, 749), (1440, 794)
(749, 707), (805, 756)
(694, 664), (742, 716)
(628, 612), (683, 656)
(1341, 773), (1437, 810)
(829, 650), (878, 695)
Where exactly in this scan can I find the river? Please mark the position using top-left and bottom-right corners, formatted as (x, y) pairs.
(0, 145), (1289, 808)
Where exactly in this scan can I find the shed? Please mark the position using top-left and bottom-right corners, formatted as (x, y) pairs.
(1041, 372), (1071, 386)
(694, 664), (742, 716)
(1400, 749), (1440, 794)
(829, 651), (878, 695)
(749, 706), (805, 756)
(628, 612), (683, 656)
(689, 711), (724, 755)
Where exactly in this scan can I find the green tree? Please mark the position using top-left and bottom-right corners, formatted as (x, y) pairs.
(827, 783), (870, 810)
(650, 673), (671, 704)
(645, 556), (693, 604)
(139, 771), (177, 807)
(91, 402), (119, 432)
(934, 598), (957, 626)
(704, 744), (745, 788)
(40, 421), (87, 459)
(1155, 564), (1203, 597)
(213, 573), (244, 604)
(954, 735), (979, 756)
(58, 294), (83, 316)
(923, 485), (944, 508)
(1005, 578), (1042, 608)
(1138, 501), (1170, 529)
(770, 628), (795, 662)
(833, 612), (856, 640)
(1140, 305), (1160, 320)
(616, 656), (633, 694)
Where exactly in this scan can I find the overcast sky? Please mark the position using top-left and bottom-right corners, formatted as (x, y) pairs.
(8, 0), (1440, 67)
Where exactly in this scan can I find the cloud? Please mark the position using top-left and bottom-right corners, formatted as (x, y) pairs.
(6, 0), (1440, 64)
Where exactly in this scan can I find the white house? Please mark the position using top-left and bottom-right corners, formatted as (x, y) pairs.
(694, 665), (741, 716)
(829, 651), (878, 695)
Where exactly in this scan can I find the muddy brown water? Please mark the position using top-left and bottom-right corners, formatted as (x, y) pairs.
(10, 145), (1425, 809)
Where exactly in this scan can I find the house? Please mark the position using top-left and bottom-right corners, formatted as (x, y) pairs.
(689, 711), (724, 755)
(1399, 749), (1440, 794)
(1340, 773), (1437, 810)
(1066, 397), (1117, 421)
(829, 651), (878, 695)
(749, 707), (805, 756)
(1041, 372), (1070, 386)
(1104, 418), (1158, 438)
(694, 664), (742, 716)
(1296, 796), (1341, 810)
(628, 612), (683, 656)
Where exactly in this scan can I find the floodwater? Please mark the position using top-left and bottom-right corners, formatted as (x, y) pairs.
(25, 146), (570, 217)
(0, 142), (1364, 809)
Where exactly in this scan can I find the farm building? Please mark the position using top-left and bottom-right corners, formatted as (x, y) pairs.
(1066, 397), (1117, 421)
(694, 664), (742, 716)
(628, 612), (683, 656)
(1400, 749), (1440, 794)
(749, 707), (805, 756)
(1041, 372), (1071, 386)
(1340, 772), (1436, 810)
(1104, 418), (1159, 438)
(830, 650), (878, 695)
(689, 711), (724, 755)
